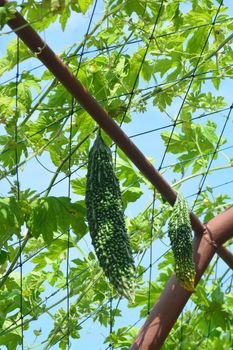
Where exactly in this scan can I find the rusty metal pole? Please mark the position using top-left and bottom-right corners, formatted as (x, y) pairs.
(130, 206), (233, 349)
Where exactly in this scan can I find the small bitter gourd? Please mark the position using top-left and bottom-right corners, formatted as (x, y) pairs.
(85, 133), (135, 301)
(168, 192), (195, 291)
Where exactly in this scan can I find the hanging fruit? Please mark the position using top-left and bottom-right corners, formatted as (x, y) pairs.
(168, 192), (195, 291)
(85, 132), (135, 301)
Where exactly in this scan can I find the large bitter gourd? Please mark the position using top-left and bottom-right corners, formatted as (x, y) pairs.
(85, 133), (135, 301)
(168, 193), (195, 291)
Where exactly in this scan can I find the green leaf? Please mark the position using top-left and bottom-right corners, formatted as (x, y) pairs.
(33, 329), (42, 337)
(141, 60), (154, 82)
(0, 330), (21, 350)
(27, 197), (87, 243)
(186, 27), (209, 64)
(71, 177), (86, 196)
(154, 59), (173, 78)
(153, 89), (174, 112)
(116, 149), (143, 187)
(124, 0), (145, 16)
(0, 2), (17, 30)
(104, 326), (138, 348)
(0, 197), (24, 248)
(211, 284), (224, 305)
(77, 0), (94, 14)
(21, 1), (57, 31)
(122, 186), (143, 206)
(0, 249), (9, 264)
(0, 39), (32, 77)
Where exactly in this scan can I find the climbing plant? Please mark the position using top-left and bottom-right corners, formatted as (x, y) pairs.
(0, 0), (232, 349)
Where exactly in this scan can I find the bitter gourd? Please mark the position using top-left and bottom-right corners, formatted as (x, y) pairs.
(85, 133), (135, 301)
(168, 192), (195, 291)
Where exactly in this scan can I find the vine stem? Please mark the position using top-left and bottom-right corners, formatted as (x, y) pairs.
(0, 117), (68, 181)
(141, 162), (233, 213)
(45, 126), (98, 196)
(0, 232), (30, 289)
(173, 163), (233, 188)
(0, 265), (103, 339)
(138, 32), (233, 103)
(41, 270), (103, 350)
(18, 2), (126, 129)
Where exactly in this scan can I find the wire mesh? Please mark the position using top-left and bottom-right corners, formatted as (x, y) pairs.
(0, 0), (232, 349)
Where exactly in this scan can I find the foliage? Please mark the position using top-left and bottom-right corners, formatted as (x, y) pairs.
(0, 1), (17, 30)
(0, 0), (232, 349)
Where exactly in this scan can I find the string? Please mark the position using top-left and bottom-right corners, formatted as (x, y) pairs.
(65, 91), (73, 350)
(147, 188), (156, 315)
(14, 33), (24, 349)
(109, 296), (113, 350)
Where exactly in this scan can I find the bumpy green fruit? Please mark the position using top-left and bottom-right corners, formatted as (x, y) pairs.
(168, 192), (195, 291)
(85, 133), (135, 301)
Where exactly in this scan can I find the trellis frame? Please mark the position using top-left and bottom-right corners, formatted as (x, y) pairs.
(0, 1), (232, 348)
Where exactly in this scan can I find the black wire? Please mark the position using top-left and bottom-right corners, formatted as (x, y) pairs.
(50, 294), (113, 350)
(191, 103), (233, 211)
(103, 317), (144, 350)
(7, 103), (232, 161)
(160, 143), (233, 171)
(158, 0), (224, 171)
(194, 323), (214, 349)
(114, 1), (164, 163)
(68, 1), (98, 347)
(40, 113), (232, 198)
(109, 296), (113, 350)
(2, 199), (170, 295)
(44, 264), (103, 349)
(147, 189), (156, 315)
(39, 138), (233, 204)
(0, 263), (92, 338)
(1, 193), (166, 292)
(66, 107), (72, 350)
(119, 0), (165, 128)
(129, 106), (231, 139)
(0, 72), (231, 165)
(14, 34), (24, 350)
(224, 272), (233, 294)
(0, 6), (57, 36)
(1, 15), (232, 86)
(0, 241), (170, 339)
(0, 233), (65, 281)
(41, 244), (170, 350)
(2, 2), (231, 200)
